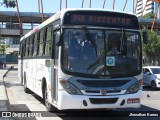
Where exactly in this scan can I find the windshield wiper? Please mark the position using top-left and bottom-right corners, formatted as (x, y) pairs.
(81, 26), (96, 48)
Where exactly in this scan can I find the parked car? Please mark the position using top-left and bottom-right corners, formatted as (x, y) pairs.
(143, 66), (160, 90)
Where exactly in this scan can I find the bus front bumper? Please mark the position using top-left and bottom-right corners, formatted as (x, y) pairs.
(57, 90), (142, 110)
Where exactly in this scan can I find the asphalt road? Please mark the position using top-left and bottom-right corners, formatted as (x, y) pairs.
(3, 68), (160, 120)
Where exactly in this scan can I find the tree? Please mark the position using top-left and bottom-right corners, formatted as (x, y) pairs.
(143, 30), (160, 65)
(0, 0), (16, 8)
(0, 44), (5, 53)
(140, 13), (156, 19)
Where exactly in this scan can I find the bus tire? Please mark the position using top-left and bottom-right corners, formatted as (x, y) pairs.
(24, 73), (30, 93)
(44, 86), (56, 111)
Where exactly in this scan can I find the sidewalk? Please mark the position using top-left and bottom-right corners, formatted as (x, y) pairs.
(0, 65), (14, 112)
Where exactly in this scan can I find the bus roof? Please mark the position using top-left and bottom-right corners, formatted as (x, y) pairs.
(20, 8), (137, 41)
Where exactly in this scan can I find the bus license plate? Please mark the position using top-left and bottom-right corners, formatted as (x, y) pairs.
(127, 98), (140, 104)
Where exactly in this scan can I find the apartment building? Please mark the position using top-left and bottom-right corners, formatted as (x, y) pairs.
(136, 0), (160, 18)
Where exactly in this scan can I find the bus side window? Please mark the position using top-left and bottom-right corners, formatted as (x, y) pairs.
(44, 25), (52, 56)
(22, 42), (25, 58)
(38, 29), (45, 56)
(33, 33), (38, 56)
(27, 37), (30, 56)
(23, 40), (26, 57)
(18, 42), (22, 58)
(29, 35), (34, 56)
(19, 41), (24, 59)
(25, 39), (28, 57)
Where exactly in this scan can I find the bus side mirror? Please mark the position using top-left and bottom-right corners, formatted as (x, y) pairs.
(142, 31), (148, 44)
(55, 31), (62, 46)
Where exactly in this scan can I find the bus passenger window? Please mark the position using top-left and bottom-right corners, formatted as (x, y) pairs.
(44, 26), (52, 56)
(38, 30), (45, 56)
(25, 39), (28, 56)
(33, 33), (38, 56)
(29, 35), (34, 56)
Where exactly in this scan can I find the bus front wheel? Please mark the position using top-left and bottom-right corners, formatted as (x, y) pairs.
(43, 86), (57, 111)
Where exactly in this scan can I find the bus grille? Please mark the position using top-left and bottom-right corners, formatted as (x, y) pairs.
(85, 90), (121, 94)
(89, 98), (118, 104)
(77, 80), (130, 87)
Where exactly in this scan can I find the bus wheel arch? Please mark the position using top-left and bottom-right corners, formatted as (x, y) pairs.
(24, 72), (30, 93)
(42, 78), (47, 100)
(42, 78), (55, 111)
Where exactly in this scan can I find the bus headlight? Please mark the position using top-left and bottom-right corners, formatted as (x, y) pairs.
(60, 80), (82, 95)
(125, 80), (142, 94)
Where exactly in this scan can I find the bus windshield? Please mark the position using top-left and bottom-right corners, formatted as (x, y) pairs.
(62, 28), (141, 77)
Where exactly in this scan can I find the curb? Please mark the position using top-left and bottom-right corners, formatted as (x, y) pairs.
(3, 66), (14, 78)
(0, 66), (14, 120)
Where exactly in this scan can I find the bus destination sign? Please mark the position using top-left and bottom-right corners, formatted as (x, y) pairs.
(64, 11), (139, 29)
(71, 15), (132, 26)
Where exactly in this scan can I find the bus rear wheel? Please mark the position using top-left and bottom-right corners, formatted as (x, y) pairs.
(24, 73), (30, 93)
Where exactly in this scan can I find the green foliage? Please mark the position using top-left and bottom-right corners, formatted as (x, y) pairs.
(143, 30), (160, 65)
(0, 44), (5, 53)
(140, 13), (156, 18)
(143, 30), (157, 56)
(0, 44), (9, 53)
(0, 0), (16, 8)
(5, 45), (10, 48)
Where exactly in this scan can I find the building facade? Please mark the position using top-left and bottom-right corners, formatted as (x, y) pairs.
(136, 0), (160, 18)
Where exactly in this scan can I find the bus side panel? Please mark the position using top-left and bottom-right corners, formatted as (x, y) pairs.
(35, 59), (48, 97)
(18, 42), (24, 85)
(51, 59), (58, 102)
(18, 59), (22, 84)
(24, 59), (34, 91)
(28, 59), (37, 93)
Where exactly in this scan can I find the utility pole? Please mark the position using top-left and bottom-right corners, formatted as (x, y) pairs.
(141, 0), (149, 16)
(113, 0), (115, 10)
(89, 0), (91, 8)
(82, 0), (84, 8)
(60, 0), (62, 11)
(40, 0), (44, 22)
(15, 0), (22, 36)
(123, 0), (128, 11)
(66, 0), (67, 8)
(103, 0), (106, 9)
(151, 4), (160, 31)
(132, 0), (134, 13)
(38, 0), (40, 13)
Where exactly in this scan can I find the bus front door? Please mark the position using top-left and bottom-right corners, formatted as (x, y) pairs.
(18, 43), (24, 85)
(51, 30), (60, 102)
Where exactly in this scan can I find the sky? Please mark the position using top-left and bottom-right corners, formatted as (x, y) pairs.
(0, 0), (136, 14)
